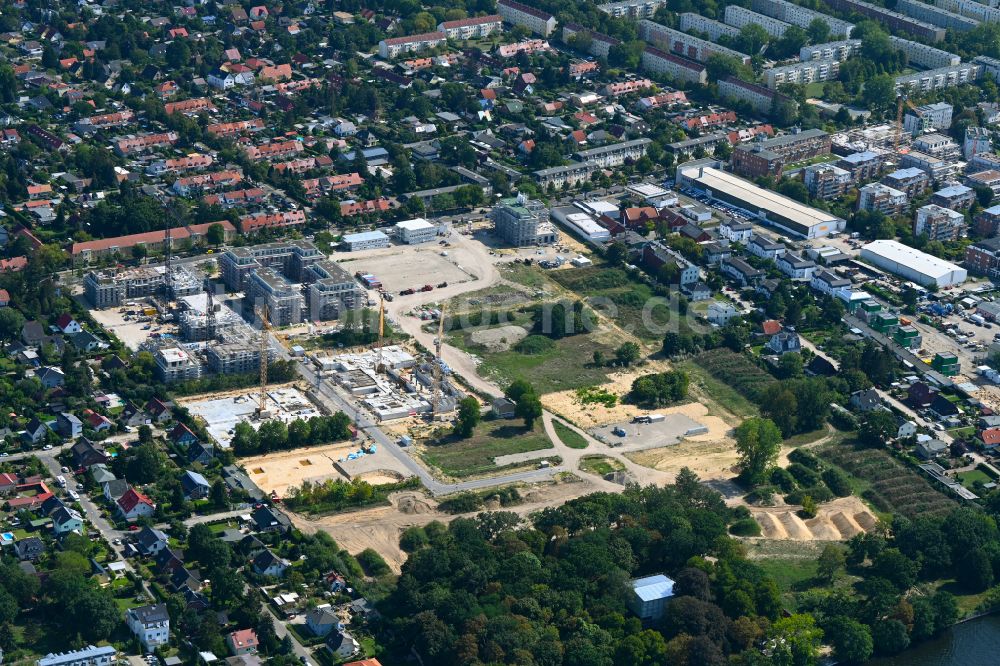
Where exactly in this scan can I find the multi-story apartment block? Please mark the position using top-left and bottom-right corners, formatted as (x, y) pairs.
(965, 126), (993, 159)
(599, 0), (668, 19)
(679, 13), (740, 40)
(640, 46), (707, 84)
(776, 253), (817, 281)
(913, 133), (961, 160)
(836, 151), (885, 182)
(731, 129), (831, 178)
(766, 59), (840, 89)
(803, 163), (852, 200)
(378, 31), (445, 58)
(575, 138), (652, 167)
(127, 605), (170, 653)
(889, 36), (960, 69)
(882, 167), (931, 197)
(969, 152), (1000, 174)
(562, 23), (621, 58)
(900, 150), (958, 181)
(975, 55), (1000, 83)
(438, 15), (503, 39)
(800, 39), (862, 61)
(858, 183), (908, 215)
(724, 5), (790, 37)
(154, 348), (202, 383)
(915, 204), (967, 240)
(974, 204), (1000, 237)
(903, 101), (953, 136)
(248, 268), (304, 326)
(718, 77), (794, 116)
(38, 646), (118, 666)
(498, 0), (556, 36)
(966, 169), (1000, 199)
(304, 261), (364, 321)
(244, 140), (303, 161)
(751, 0), (855, 36)
(206, 343), (264, 375)
(931, 184), (976, 209)
(824, 0), (945, 41)
(238, 210), (307, 234)
(603, 79), (654, 97)
(897, 0), (979, 32)
(935, 0), (1000, 24)
(966, 236), (1000, 277)
(638, 20), (751, 65)
(84, 269), (165, 309)
(895, 62), (982, 93)
(219, 241), (322, 290)
(491, 195), (557, 246)
(534, 162), (598, 188)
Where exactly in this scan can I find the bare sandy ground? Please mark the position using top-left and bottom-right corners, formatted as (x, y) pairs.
(749, 496), (878, 541)
(238, 442), (367, 496)
(289, 477), (598, 572)
(542, 362), (732, 440)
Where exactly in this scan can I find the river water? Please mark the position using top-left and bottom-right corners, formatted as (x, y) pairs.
(866, 614), (1000, 665)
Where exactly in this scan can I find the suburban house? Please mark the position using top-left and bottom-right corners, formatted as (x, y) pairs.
(849, 389), (882, 413)
(117, 488), (156, 522)
(56, 413), (83, 439)
(306, 608), (340, 637)
(252, 549), (289, 577)
(135, 527), (169, 556)
(180, 470), (211, 500)
(766, 330), (802, 355)
(227, 629), (259, 656)
(70, 437), (109, 468)
(251, 506), (291, 533)
(126, 604), (170, 653)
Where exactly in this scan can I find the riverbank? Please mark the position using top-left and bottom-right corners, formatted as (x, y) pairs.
(866, 613), (1000, 664)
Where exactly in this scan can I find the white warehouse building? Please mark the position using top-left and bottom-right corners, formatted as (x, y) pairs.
(860, 239), (967, 288)
(394, 218), (438, 244)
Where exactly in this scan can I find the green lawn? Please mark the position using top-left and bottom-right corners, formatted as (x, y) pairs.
(674, 357), (760, 420)
(552, 420), (589, 449)
(470, 333), (618, 395)
(956, 469), (992, 489)
(579, 455), (624, 476)
(421, 420), (554, 478)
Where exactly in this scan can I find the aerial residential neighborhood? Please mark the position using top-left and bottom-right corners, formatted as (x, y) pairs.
(6, 0), (1000, 663)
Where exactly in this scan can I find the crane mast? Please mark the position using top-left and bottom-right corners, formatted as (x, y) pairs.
(257, 304), (270, 418)
(433, 306), (445, 414)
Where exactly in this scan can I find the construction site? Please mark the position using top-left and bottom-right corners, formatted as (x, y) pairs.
(181, 386), (322, 448)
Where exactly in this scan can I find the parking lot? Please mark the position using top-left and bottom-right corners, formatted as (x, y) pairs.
(87, 303), (177, 351)
(589, 414), (708, 453)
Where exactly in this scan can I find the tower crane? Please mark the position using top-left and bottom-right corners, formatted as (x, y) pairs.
(257, 304), (270, 419)
(433, 306), (446, 416)
(375, 291), (386, 374)
(204, 279), (216, 342)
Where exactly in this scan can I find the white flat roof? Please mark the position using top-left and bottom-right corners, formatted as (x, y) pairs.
(395, 218), (434, 231)
(343, 230), (389, 242)
(861, 239), (964, 280)
(684, 166), (842, 230)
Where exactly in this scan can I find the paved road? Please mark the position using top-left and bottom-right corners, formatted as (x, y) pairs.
(264, 603), (311, 660)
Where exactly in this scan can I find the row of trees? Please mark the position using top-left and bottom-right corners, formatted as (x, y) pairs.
(231, 412), (353, 456)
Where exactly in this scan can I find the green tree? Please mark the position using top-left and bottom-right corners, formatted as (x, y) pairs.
(734, 417), (783, 485)
(453, 397), (481, 439)
(858, 409), (896, 448)
(826, 616), (873, 664)
(768, 614), (823, 666)
(872, 619), (910, 656)
(126, 443), (162, 484)
(807, 17), (831, 43)
(862, 75), (897, 117)
(817, 544), (846, 583)
(515, 393), (543, 429)
(210, 479), (229, 509)
(615, 342), (641, 367)
(206, 223), (226, 246)
(606, 242), (628, 266)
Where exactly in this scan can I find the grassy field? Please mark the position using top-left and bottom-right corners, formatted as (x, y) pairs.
(674, 356), (760, 419)
(472, 333), (618, 394)
(549, 266), (672, 342)
(956, 469), (992, 489)
(421, 420), (553, 478)
(579, 455), (625, 476)
(553, 419), (589, 449)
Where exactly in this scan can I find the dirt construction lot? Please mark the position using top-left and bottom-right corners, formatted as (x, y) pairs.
(749, 496), (879, 541)
(239, 442), (371, 497)
(336, 244), (477, 293)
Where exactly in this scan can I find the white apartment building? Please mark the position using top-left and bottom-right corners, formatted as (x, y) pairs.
(127, 605), (170, 653)
(858, 183), (908, 215)
(395, 218), (438, 244)
(751, 0), (855, 37)
(895, 62), (982, 93)
(803, 163), (852, 200)
(638, 19), (751, 65)
(766, 59), (840, 89)
(378, 31), (446, 58)
(903, 101), (953, 136)
(154, 347), (202, 383)
(718, 77), (789, 114)
(498, 0), (556, 36)
(800, 39), (862, 61)
(935, 0), (1000, 23)
(965, 126), (993, 160)
(640, 46), (707, 84)
(897, 0), (979, 32)
(598, 0), (667, 19)
(888, 36), (960, 69)
(679, 12), (740, 40)
(574, 138), (652, 168)
(437, 15), (503, 39)
(725, 5), (791, 37)
(913, 132), (961, 159)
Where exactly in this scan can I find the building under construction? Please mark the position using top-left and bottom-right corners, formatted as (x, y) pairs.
(84, 268), (165, 308)
(219, 240), (364, 326)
